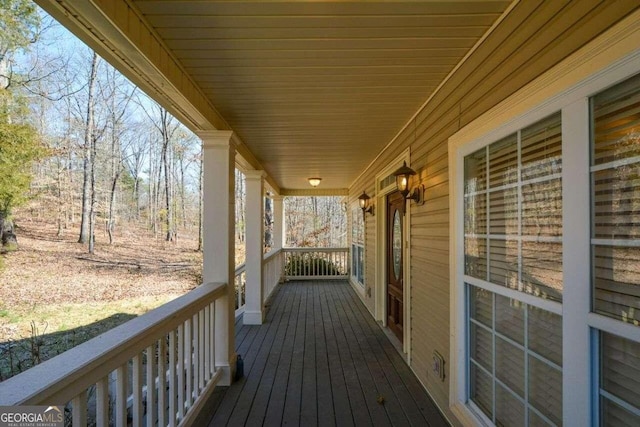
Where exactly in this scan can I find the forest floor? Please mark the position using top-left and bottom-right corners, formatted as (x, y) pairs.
(0, 214), (234, 381)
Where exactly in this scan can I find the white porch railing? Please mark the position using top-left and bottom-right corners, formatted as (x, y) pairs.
(263, 249), (284, 302)
(283, 248), (349, 280)
(0, 282), (227, 427)
(234, 263), (246, 317)
(237, 247), (346, 316)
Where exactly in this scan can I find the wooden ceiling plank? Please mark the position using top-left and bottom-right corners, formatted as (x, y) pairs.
(134, 1), (510, 17)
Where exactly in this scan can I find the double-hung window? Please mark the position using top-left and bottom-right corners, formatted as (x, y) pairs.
(351, 207), (365, 286)
(591, 73), (640, 425)
(464, 113), (563, 426)
(457, 69), (640, 426)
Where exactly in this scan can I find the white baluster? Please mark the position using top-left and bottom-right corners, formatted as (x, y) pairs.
(177, 323), (185, 420)
(72, 390), (87, 426)
(210, 302), (216, 377)
(204, 305), (210, 382)
(132, 355), (143, 427)
(116, 364), (128, 427)
(185, 318), (192, 410)
(169, 330), (177, 427)
(146, 344), (156, 427)
(158, 338), (166, 427)
(192, 314), (200, 396)
(96, 376), (109, 427)
(199, 310), (205, 391)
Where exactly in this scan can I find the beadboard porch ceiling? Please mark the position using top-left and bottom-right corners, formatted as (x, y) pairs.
(38, 0), (512, 191)
(131, 0), (510, 190)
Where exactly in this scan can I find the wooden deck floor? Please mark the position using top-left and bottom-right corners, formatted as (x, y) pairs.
(205, 280), (449, 427)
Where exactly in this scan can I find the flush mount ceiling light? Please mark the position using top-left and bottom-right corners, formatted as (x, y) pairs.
(308, 177), (322, 187)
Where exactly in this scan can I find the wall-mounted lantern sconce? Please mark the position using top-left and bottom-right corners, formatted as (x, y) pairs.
(358, 190), (374, 220)
(393, 161), (425, 205)
(308, 177), (322, 187)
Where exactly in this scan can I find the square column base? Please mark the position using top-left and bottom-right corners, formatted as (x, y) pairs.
(216, 354), (237, 386)
(243, 310), (265, 325)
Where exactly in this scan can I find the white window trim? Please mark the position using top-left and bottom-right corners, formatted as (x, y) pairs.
(448, 13), (640, 426)
(350, 205), (365, 295)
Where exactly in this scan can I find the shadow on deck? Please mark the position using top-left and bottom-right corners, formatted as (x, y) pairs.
(200, 280), (449, 426)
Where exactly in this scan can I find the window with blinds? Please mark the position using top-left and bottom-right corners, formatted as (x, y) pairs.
(591, 74), (640, 325)
(464, 113), (563, 302)
(468, 285), (562, 426)
(599, 332), (640, 425)
(591, 72), (640, 426)
(351, 207), (364, 285)
(458, 59), (640, 427)
(464, 113), (564, 426)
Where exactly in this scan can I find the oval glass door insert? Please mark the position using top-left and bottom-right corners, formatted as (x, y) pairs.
(393, 210), (402, 279)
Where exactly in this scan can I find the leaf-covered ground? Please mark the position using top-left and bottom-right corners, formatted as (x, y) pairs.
(0, 217), (206, 380)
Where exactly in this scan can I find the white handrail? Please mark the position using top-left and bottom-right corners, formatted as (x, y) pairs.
(284, 247), (349, 253)
(0, 282), (227, 426)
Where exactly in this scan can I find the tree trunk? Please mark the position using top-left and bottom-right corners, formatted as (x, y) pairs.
(88, 134), (98, 254)
(78, 53), (99, 244)
(180, 157), (187, 229)
(0, 212), (17, 249)
(107, 171), (120, 244)
(56, 157), (64, 237)
(160, 109), (174, 242)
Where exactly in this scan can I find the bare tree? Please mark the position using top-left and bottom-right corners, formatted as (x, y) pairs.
(78, 52), (99, 244)
(100, 68), (136, 244)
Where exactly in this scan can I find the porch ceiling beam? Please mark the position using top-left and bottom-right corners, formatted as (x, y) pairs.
(35, 0), (280, 194)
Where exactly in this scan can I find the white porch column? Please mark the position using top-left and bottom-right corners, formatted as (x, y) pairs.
(244, 170), (266, 325)
(272, 195), (284, 250)
(198, 130), (236, 385)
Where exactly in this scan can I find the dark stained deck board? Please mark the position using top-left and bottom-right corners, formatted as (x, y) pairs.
(207, 281), (449, 427)
(227, 281), (296, 426)
(326, 284), (393, 427)
(340, 285), (449, 427)
(314, 283), (336, 427)
(262, 281), (304, 426)
(319, 282), (355, 427)
(210, 289), (290, 425)
(300, 283), (319, 426)
(324, 284), (373, 427)
(328, 284), (406, 427)
(244, 279), (298, 426)
(338, 285), (434, 425)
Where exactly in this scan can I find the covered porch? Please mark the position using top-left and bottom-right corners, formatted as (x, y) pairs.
(203, 280), (447, 426)
(2, 0), (640, 426)
(0, 247), (445, 426)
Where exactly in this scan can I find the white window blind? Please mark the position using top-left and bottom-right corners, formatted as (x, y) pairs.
(599, 332), (640, 425)
(591, 72), (640, 426)
(468, 285), (563, 426)
(464, 113), (563, 302)
(351, 207), (364, 285)
(591, 74), (640, 325)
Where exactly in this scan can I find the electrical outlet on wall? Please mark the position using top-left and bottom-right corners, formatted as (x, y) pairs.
(432, 351), (445, 382)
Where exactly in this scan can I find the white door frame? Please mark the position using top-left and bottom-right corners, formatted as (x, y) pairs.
(375, 148), (412, 356)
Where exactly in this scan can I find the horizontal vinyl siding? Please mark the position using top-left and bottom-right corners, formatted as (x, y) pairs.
(348, 2), (639, 423)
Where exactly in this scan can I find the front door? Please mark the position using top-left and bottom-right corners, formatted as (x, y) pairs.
(386, 191), (404, 342)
